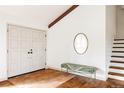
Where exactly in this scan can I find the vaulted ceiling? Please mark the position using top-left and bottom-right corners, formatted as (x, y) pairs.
(0, 5), (71, 27)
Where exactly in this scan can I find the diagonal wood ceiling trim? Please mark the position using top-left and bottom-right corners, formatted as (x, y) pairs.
(48, 5), (79, 28)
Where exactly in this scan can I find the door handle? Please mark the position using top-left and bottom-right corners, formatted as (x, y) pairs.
(30, 52), (33, 54)
(28, 49), (33, 54)
(28, 52), (33, 54)
(28, 52), (30, 54)
(30, 49), (33, 54)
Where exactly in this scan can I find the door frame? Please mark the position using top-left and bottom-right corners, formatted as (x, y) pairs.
(7, 23), (47, 78)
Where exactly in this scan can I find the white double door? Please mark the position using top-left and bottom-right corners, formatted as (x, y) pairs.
(8, 25), (46, 77)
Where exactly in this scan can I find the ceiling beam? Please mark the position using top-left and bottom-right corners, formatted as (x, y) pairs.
(48, 5), (79, 28)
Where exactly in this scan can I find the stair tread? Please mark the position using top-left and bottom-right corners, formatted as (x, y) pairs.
(112, 51), (124, 53)
(113, 47), (124, 48)
(111, 61), (124, 64)
(109, 72), (124, 77)
(113, 43), (124, 44)
(110, 66), (124, 70)
(111, 56), (124, 58)
(114, 39), (124, 41)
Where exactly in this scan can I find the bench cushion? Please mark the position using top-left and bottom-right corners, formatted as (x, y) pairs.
(61, 63), (97, 74)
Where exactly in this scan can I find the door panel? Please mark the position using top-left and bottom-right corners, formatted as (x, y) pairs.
(8, 25), (46, 77)
(8, 26), (22, 77)
(31, 30), (46, 71)
(20, 28), (33, 74)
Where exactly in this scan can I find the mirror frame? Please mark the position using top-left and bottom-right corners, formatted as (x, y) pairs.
(73, 33), (88, 55)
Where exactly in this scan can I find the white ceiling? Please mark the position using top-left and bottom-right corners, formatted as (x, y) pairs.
(0, 5), (71, 27)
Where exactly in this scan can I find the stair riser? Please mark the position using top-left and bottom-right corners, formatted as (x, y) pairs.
(111, 56), (124, 58)
(110, 63), (124, 67)
(108, 75), (124, 81)
(109, 68), (124, 74)
(112, 48), (124, 51)
(112, 53), (124, 56)
(111, 57), (124, 61)
(113, 44), (124, 47)
(113, 40), (124, 43)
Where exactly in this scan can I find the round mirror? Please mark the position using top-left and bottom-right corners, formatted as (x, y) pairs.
(73, 33), (88, 55)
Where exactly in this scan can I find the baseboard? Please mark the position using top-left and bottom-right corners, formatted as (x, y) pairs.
(0, 77), (7, 82)
(46, 66), (61, 71)
(8, 68), (45, 79)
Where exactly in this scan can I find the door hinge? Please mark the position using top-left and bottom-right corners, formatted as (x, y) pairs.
(45, 48), (46, 51)
(45, 34), (47, 37)
(7, 49), (9, 53)
(45, 62), (47, 66)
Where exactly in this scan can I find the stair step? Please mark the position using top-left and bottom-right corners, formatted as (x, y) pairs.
(110, 66), (124, 70)
(114, 39), (124, 41)
(112, 53), (124, 56)
(112, 48), (124, 51)
(109, 68), (124, 74)
(108, 74), (124, 81)
(111, 57), (124, 61)
(109, 72), (124, 77)
(111, 61), (124, 64)
(112, 51), (124, 53)
(113, 47), (124, 48)
(113, 44), (124, 47)
(113, 43), (124, 44)
(110, 62), (124, 68)
(111, 56), (124, 58)
(113, 40), (124, 43)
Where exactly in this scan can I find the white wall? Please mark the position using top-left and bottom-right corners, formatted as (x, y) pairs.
(0, 12), (48, 81)
(0, 5), (116, 81)
(116, 6), (124, 38)
(105, 6), (116, 79)
(47, 5), (107, 80)
(0, 15), (8, 81)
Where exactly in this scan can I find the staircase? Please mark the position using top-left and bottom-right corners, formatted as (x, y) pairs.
(108, 39), (124, 81)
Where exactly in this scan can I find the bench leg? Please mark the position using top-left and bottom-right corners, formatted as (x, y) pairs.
(61, 67), (62, 71)
(94, 72), (96, 79)
(67, 68), (68, 72)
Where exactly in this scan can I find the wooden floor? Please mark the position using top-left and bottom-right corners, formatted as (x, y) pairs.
(0, 69), (124, 88)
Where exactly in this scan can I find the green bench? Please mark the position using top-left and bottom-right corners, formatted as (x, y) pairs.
(61, 63), (98, 79)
